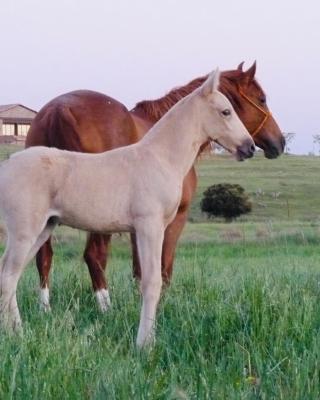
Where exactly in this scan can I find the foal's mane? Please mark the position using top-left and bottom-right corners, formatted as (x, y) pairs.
(133, 69), (261, 122)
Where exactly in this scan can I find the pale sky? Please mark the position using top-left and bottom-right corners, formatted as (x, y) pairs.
(1, 0), (320, 154)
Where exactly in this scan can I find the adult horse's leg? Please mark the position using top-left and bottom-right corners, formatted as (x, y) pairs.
(36, 237), (53, 312)
(135, 220), (164, 348)
(83, 233), (112, 312)
(161, 207), (190, 284)
(37, 232), (112, 312)
(131, 232), (141, 280)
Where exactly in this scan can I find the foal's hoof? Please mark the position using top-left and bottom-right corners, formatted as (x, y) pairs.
(136, 330), (156, 350)
(40, 302), (51, 313)
(0, 316), (23, 336)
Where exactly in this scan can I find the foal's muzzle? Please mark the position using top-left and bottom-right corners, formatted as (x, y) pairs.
(236, 139), (255, 161)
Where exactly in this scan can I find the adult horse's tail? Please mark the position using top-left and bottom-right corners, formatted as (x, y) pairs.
(26, 103), (83, 151)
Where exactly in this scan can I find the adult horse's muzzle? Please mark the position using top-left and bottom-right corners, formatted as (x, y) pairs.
(262, 135), (286, 159)
(236, 138), (256, 161)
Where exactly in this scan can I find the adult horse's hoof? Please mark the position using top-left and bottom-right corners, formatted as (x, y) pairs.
(95, 289), (111, 312)
(40, 287), (51, 312)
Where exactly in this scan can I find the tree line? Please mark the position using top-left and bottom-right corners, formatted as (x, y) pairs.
(283, 132), (320, 155)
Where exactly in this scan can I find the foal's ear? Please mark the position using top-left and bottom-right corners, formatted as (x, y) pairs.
(201, 68), (220, 96)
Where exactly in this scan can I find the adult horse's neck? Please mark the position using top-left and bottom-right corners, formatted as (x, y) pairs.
(131, 70), (244, 124)
(131, 71), (245, 159)
(132, 76), (207, 123)
(139, 90), (204, 180)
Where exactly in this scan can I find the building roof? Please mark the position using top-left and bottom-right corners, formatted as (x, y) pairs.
(0, 104), (37, 114)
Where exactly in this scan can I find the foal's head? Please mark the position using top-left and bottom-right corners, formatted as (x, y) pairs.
(197, 69), (255, 161)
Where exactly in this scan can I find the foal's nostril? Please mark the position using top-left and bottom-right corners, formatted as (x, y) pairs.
(236, 139), (255, 160)
(243, 139), (255, 156)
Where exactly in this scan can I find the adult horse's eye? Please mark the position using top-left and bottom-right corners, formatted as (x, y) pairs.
(221, 109), (231, 116)
(259, 96), (266, 104)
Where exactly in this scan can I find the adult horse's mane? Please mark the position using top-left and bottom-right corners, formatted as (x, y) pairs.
(133, 69), (255, 122)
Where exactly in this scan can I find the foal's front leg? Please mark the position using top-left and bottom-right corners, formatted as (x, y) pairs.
(135, 222), (164, 348)
(132, 168), (197, 285)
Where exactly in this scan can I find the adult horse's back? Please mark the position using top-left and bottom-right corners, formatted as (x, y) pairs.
(26, 90), (143, 152)
(26, 62), (285, 311)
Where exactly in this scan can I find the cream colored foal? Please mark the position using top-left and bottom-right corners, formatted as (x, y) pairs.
(0, 69), (255, 347)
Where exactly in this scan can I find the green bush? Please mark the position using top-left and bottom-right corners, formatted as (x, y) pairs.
(201, 183), (252, 221)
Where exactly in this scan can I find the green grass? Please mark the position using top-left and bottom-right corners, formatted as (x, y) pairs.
(1, 236), (320, 399)
(1, 145), (320, 398)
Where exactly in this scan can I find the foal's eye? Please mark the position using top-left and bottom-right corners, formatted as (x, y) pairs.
(221, 109), (231, 116)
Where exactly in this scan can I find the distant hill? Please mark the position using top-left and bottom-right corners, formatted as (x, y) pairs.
(191, 153), (320, 223)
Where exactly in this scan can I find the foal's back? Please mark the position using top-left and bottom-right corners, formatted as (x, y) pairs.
(0, 145), (170, 233)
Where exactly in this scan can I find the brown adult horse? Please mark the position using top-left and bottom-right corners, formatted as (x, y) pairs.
(26, 62), (285, 311)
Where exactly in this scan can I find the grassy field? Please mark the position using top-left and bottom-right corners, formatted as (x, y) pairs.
(192, 151), (320, 223)
(0, 145), (320, 399)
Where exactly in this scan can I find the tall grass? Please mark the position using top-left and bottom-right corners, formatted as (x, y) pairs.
(0, 236), (320, 399)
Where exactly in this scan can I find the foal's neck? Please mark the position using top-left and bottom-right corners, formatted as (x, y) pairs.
(140, 93), (205, 179)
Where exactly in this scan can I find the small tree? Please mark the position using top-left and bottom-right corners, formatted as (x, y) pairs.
(282, 132), (296, 154)
(313, 134), (320, 155)
(201, 183), (252, 222)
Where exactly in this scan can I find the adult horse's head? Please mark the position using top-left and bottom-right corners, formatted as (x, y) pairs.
(198, 69), (255, 161)
(220, 62), (285, 159)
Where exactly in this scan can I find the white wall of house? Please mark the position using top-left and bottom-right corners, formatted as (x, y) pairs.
(0, 105), (36, 137)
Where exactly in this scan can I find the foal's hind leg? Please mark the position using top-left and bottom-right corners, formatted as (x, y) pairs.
(135, 221), (164, 348)
(0, 237), (35, 331)
(83, 233), (112, 312)
(1, 222), (57, 331)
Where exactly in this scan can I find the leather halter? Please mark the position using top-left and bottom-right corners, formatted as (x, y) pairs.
(238, 89), (271, 137)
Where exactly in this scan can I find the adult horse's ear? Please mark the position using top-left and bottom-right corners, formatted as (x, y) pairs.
(237, 61), (245, 71)
(237, 61), (256, 87)
(244, 61), (256, 82)
(201, 68), (220, 96)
